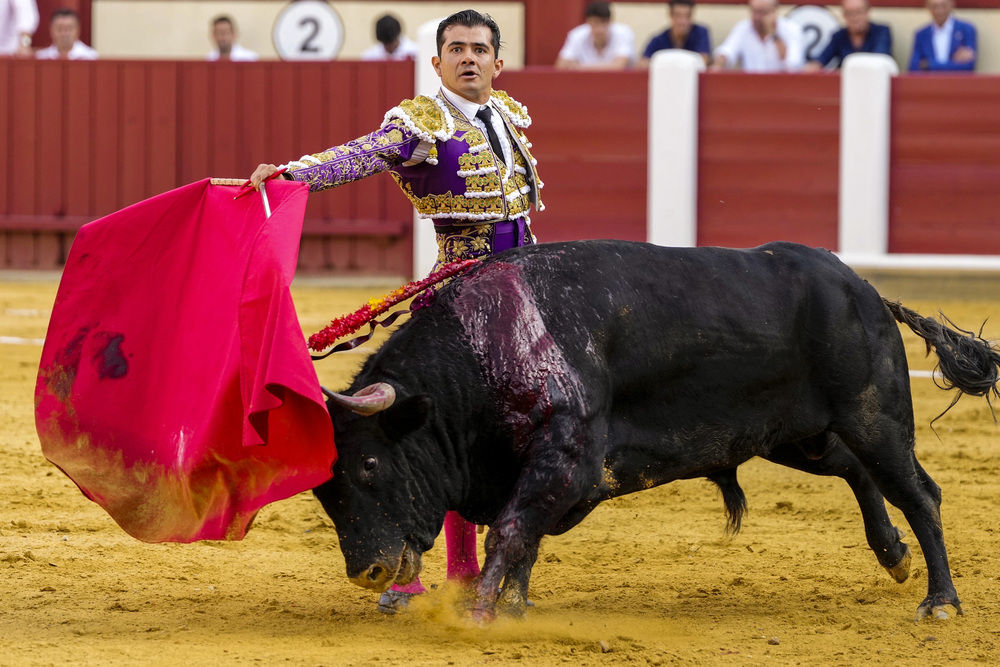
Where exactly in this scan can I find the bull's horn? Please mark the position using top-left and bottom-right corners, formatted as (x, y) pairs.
(322, 382), (396, 415)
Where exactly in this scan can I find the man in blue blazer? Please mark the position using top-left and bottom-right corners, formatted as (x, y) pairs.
(909, 0), (977, 71)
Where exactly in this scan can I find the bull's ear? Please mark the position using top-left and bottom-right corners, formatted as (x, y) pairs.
(378, 394), (433, 440)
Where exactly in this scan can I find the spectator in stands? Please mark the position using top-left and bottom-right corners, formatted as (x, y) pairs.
(0, 0), (38, 57)
(361, 14), (419, 61)
(207, 15), (258, 62)
(35, 8), (97, 60)
(639, 0), (712, 66)
(908, 0), (976, 72)
(712, 0), (805, 72)
(804, 0), (891, 70)
(555, 1), (635, 69)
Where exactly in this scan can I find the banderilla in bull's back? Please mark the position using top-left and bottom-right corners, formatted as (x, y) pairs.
(310, 240), (1000, 623)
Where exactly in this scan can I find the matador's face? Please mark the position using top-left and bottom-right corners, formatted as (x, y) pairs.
(432, 25), (504, 106)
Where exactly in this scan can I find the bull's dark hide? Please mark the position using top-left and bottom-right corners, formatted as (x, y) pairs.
(314, 240), (1000, 622)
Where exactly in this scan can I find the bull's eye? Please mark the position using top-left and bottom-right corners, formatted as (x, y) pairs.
(363, 457), (378, 472)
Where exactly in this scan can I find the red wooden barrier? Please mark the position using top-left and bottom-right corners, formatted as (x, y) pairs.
(889, 76), (1000, 254)
(6, 59), (1000, 274)
(0, 59), (415, 274)
(697, 73), (840, 250)
(501, 69), (648, 244)
(1, 60), (654, 273)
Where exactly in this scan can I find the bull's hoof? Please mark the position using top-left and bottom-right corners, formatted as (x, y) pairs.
(470, 604), (497, 624)
(377, 589), (417, 615)
(914, 595), (964, 622)
(884, 544), (912, 584)
(496, 586), (535, 617)
(497, 597), (535, 617)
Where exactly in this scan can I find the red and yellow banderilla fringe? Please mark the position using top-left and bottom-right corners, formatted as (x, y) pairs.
(307, 259), (479, 356)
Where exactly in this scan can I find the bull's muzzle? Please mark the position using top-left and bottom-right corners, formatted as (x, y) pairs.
(348, 543), (422, 592)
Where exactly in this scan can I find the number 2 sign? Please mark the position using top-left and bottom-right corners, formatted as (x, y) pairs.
(273, 1), (345, 61)
(786, 5), (841, 63)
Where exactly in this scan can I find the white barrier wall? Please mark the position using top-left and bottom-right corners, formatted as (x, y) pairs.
(92, 1), (525, 65)
(92, 2), (999, 73)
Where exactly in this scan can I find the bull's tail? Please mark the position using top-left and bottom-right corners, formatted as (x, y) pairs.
(882, 298), (1000, 410)
(707, 469), (747, 536)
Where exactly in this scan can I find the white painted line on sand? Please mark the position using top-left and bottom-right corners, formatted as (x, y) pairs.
(5, 308), (50, 317)
(0, 336), (45, 346)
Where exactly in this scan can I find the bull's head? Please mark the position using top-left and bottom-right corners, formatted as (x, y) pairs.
(313, 382), (445, 593)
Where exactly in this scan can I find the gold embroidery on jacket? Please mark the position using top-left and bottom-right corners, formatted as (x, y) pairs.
(385, 96), (453, 141)
(289, 90), (540, 217)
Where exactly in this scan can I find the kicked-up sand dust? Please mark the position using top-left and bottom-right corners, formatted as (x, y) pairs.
(2, 273), (1000, 666)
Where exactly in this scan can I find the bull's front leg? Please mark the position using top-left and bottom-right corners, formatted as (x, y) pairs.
(472, 512), (550, 621)
(472, 417), (603, 622)
(492, 533), (538, 616)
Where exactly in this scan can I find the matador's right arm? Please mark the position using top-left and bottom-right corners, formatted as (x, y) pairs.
(282, 122), (421, 191)
(283, 97), (456, 191)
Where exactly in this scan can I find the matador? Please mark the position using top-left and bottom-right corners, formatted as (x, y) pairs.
(249, 9), (544, 614)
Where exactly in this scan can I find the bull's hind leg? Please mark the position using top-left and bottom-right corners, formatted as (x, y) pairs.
(764, 435), (912, 582)
(835, 419), (962, 621)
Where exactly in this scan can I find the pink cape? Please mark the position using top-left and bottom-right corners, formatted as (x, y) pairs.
(34, 179), (336, 542)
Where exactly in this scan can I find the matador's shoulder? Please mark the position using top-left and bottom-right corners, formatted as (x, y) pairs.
(491, 90), (532, 129)
(382, 95), (456, 143)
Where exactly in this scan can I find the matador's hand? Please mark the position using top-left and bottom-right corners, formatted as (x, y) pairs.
(249, 164), (281, 190)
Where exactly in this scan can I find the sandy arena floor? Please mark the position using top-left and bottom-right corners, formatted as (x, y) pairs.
(3, 275), (1000, 666)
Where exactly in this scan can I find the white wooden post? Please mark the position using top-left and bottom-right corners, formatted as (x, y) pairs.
(838, 53), (898, 259)
(647, 49), (704, 248)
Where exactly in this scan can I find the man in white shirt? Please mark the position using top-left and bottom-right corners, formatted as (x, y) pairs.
(0, 0), (38, 57)
(712, 0), (805, 72)
(360, 14), (420, 61)
(207, 15), (258, 62)
(35, 8), (97, 60)
(555, 1), (635, 69)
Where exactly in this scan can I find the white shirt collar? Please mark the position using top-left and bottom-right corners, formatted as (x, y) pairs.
(440, 86), (494, 122)
(932, 14), (955, 36)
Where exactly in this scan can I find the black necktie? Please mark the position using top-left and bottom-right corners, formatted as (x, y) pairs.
(475, 106), (505, 160)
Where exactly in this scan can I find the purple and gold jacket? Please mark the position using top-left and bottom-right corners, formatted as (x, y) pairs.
(282, 89), (544, 226)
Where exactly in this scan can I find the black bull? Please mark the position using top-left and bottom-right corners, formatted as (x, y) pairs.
(313, 240), (1000, 621)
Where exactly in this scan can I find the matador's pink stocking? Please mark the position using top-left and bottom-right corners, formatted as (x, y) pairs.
(388, 579), (427, 595)
(444, 511), (480, 582)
